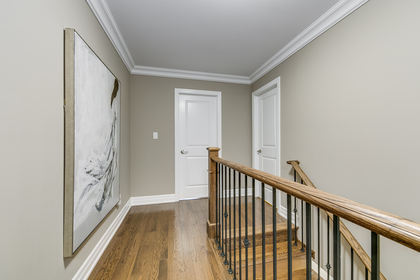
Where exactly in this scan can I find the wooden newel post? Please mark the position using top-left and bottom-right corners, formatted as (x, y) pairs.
(207, 147), (220, 238)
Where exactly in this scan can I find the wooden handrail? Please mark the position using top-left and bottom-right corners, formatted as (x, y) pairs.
(287, 160), (386, 280)
(210, 155), (420, 254)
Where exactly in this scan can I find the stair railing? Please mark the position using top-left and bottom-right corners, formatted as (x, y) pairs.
(206, 148), (420, 280)
(287, 160), (386, 280)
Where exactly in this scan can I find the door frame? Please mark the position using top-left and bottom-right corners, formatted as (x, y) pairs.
(174, 88), (222, 201)
(252, 77), (281, 203)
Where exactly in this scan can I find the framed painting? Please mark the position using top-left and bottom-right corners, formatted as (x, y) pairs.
(64, 28), (121, 257)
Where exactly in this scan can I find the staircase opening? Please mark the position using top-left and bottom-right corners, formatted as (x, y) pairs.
(206, 147), (420, 280)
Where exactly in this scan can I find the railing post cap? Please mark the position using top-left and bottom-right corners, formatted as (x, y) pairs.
(207, 147), (221, 152)
(287, 160), (300, 164)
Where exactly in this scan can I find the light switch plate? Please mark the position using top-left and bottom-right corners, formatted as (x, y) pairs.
(153, 132), (158, 139)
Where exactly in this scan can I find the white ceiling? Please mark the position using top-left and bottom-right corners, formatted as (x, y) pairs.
(87, 0), (368, 84)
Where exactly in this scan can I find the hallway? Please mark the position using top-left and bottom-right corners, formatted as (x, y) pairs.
(88, 199), (226, 279)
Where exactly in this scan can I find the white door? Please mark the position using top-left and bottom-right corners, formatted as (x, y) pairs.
(252, 77), (281, 208)
(175, 89), (221, 200)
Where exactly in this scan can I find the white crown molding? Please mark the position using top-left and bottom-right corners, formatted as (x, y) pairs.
(86, 0), (135, 71)
(132, 65), (251, 85)
(72, 198), (132, 280)
(85, 0), (250, 84)
(87, 0), (368, 85)
(249, 0), (369, 84)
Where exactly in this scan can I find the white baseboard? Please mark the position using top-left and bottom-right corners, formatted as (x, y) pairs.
(73, 193), (320, 280)
(312, 260), (331, 280)
(241, 187), (253, 197)
(279, 205), (287, 220)
(72, 198), (132, 280)
(221, 187), (253, 197)
(73, 194), (178, 280)
(279, 205), (299, 225)
(130, 194), (178, 206)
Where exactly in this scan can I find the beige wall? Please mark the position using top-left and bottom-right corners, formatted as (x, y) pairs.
(252, 0), (420, 278)
(130, 75), (251, 197)
(0, 0), (131, 279)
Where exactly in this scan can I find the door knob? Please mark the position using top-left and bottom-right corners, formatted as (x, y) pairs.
(180, 150), (188, 154)
(257, 149), (262, 154)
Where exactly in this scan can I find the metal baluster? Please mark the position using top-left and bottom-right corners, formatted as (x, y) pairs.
(273, 187), (277, 280)
(306, 202), (312, 280)
(351, 248), (354, 280)
(287, 194), (293, 280)
(239, 173), (242, 280)
(233, 171), (237, 278)
(215, 163), (219, 246)
(301, 179), (305, 252)
(228, 168), (233, 274)
(218, 164), (222, 251)
(223, 166), (228, 264)
(244, 175), (249, 280)
(317, 207), (320, 280)
(293, 170), (298, 246)
(326, 217), (331, 279)
(262, 183), (266, 280)
(252, 179), (256, 279)
(333, 215), (341, 280)
(371, 232), (380, 280)
(365, 267), (369, 280)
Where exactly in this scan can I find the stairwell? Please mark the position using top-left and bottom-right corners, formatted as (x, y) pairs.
(211, 198), (320, 280)
(207, 149), (418, 280)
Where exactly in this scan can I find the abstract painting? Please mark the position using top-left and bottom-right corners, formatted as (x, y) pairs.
(64, 28), (120, 257)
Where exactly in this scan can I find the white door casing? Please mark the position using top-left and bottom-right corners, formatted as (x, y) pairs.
(252, 77), (281, 209)
(175, 89), (222, 200)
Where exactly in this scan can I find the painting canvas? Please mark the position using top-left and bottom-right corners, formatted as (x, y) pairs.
(64, 28), (120, 257)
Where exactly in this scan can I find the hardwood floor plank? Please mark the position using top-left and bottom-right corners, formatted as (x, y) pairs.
(157, 259), (168, 280)
(89, 207), (144, 280)
(112, 208), (149, 279)
(129, 207), (157, 280)
(88, 199), (228, 280)
(89, 197), (314, 280)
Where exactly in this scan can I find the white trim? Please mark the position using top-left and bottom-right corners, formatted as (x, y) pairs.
(72, 198), (132, 280)
(132, 66), (250, 85)
(222, 188), (254, 198)
(73, 194), (181, 279)
(312, 260), (331, 280)
(249, 0), (369, 83)
(252, 77), (281, 209)
(87, 0), (368, 84)
(71, 195), (323, 280)
(85, 0), (250, 84)
(278, 205), (299, 226)
(130, 194), (178, 206)
(278, 205), (288, 220)
(85, 0), (135, 71)
(252, 77), (281, 172)
(174, 89), (222, 201)
(240, 188), (253, 197)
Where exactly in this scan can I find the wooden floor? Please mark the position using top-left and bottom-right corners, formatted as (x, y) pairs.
(88, 198), (317, 280)
(88, 199), (228, 280)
